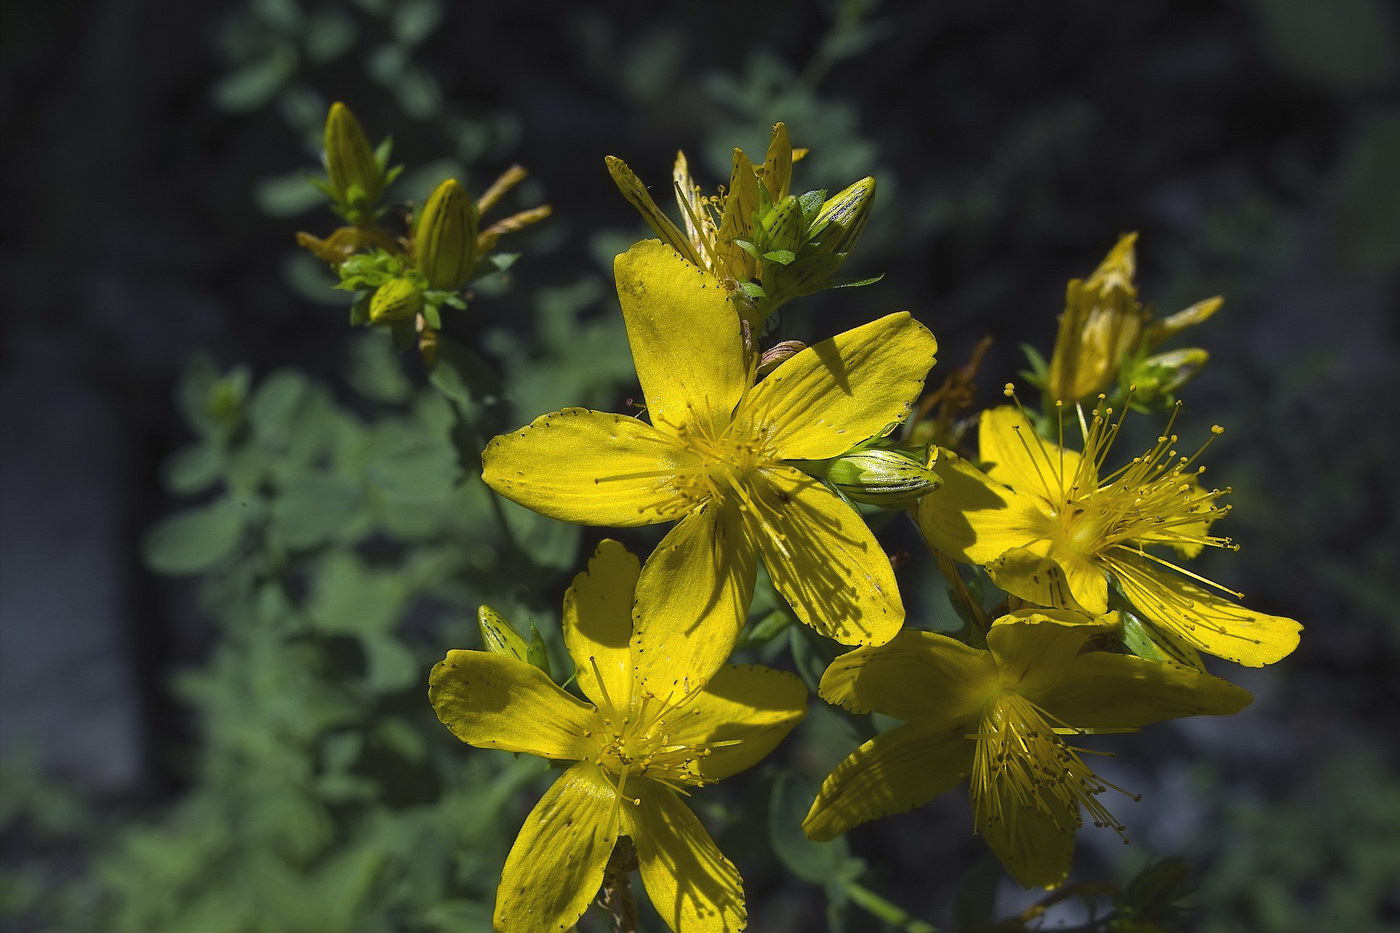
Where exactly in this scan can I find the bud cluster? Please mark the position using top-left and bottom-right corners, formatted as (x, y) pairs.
(607, 123), (878, 329)
(296, 102), (552, 359)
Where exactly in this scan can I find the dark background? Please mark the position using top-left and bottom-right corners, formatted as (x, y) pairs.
(2, 0), (1398, 930)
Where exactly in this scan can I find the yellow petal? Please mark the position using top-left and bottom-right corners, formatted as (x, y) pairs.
(614, 240), (747, 433)
(1109, 555), (1302, 667)
(748, 466), (903, 646)
(716, 149), (760, 282)
(631, 505), (756, 700)
(494, 762), (618, 932)
(979, 406), (1088, 503)
(985, 542), (1107, 614)
(626, 781), (746, 933)
(429, 651), (597, 760)
(1036, 651), (1252, 728)
(563, 539), (641, 711)
(818, 630), (996, 723)
(753, 312), (938, 461)
(482, 407), (690, 527)
(978, 786), (1077, 890)
(761, 122), (793, 202)
(802, 722), (973, 841)
(985, 616), (1102, 695)
(605, 156), (702, 266)
(662, 664), (807, 782)
(917, 450), (1052, 566)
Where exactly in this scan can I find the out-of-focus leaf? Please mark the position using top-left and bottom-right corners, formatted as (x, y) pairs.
(769, 771), (850, 885)
(270, 474), (365, 550)
(305, 7), (357, 63)
(142, 499), (247, 575)
(362, 633), (421, 693)
(428, 335), (500, 405)
(1249, 0), (1398, 91)
(348, 333), (415, 403)
(309, 553), (404, 635)
(163, 443), (224, 495)
(391, 0), (444, 46)
(365, 433), (460, 504)
(211, 45), (297, 113)
(254, 172), (326, 217)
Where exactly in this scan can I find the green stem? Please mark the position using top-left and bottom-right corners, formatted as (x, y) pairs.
(844, 880), (939, 933)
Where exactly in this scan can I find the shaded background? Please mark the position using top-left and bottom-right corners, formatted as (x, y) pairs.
(2, 0), (1397, 930)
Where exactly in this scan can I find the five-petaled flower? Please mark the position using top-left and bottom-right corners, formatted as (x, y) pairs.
(482, 239), (938, 692)
(430, 540), (807, 932)
(916, 403), (1301, 667)
(803, 609), (1251, 888)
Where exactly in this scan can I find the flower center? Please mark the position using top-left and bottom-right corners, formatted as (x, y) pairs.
(969, 691), (1132, 842)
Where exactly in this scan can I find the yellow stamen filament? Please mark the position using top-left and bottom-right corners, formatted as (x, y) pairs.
(970, 692), (1136, 845)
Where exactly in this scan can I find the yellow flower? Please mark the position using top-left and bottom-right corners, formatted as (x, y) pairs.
(916, 401), (1301, 666)
(482, 239), (938, 689)
(430, 540), (806, 932)
(802, 609), (1251, 888)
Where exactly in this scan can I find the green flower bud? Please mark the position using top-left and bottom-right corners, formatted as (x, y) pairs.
(477, 605), (551, 676)
(811, 176), (875, 256)
(797, 441), (940, 509)
(368, 276), (424, 324)
(414, 178), (479, 291)
(324, 102), (384, 216)
(1126, 347), (1209, 403)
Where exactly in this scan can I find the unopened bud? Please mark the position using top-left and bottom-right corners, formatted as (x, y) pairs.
(477, 605), (551, 676)
(324, 102), (384, 213)
(415, 179), (478, 291)
(761, 195), (806, 256)
(368, 276), (424, 324)
(757, 340), (807, 377)
(811, 176), (875, 256)
(1127, 347), (1209, 401)
(800, 441), (940, 509)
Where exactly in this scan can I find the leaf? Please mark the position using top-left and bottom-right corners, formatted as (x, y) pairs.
(953, 854), (1004, 933)
(142, 499), (247, 575)
(365, 434), (460, 504)
(428, 335), (500, 406)
(769, 771), (850, 884)
(270, 474), (365, 550)
(391, 0), (444, 46)
(254, 172), (327, 217)
(163, 443), (223, 495)
(211, 45), (298, 113)
(362, 633), (421, 693)
(309, 553), (405, 635)
(347, 333), (414, 403)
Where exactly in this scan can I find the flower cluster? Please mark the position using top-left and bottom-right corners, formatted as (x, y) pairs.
(422, 124), (1302, 931)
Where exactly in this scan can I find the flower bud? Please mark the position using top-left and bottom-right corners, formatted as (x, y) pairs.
(1126, 347), (1209, 403)
(1047, 233), (1148, 402)
(757, 340), (807, 377)
(477, 605), (551, 676)
(368, 276), (424, 324)
(414, 179), (478, 291)
(324, 102), (384, 212)
(811, 176), (875, 256)
(799, 441), (940, 509)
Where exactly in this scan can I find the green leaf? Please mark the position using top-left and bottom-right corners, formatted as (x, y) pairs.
(211, 45), (298, 113)
(391, 0), (444, 46)
(365, 433), (460, 503)
(270, 475), (364, 550)
(763, 249), (797, 265)
(347, 333), (414, 403)
(769, 771), (850, 884)
(309, 553), (405, 635)
(255, 171), (328, 217)
(428, 335), (500, 406)
(163, 443), (224, 495)
(142, 499), (247, 575)
(362, 633), (421, 693)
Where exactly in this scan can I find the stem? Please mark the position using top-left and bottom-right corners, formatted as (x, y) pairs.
(844, 880), (939, 933)
(596, 838), (640, 933)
